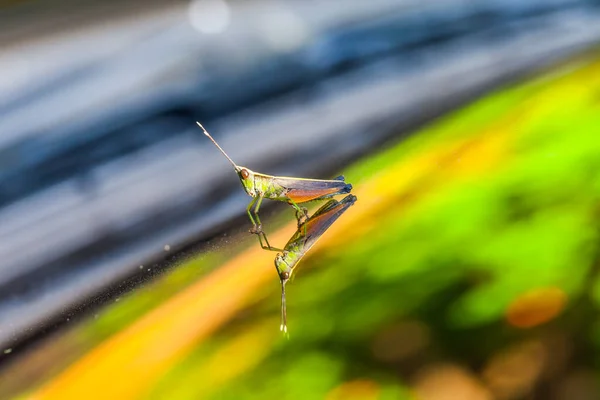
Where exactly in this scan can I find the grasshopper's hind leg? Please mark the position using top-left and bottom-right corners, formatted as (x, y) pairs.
(288, 198), (308, 236)
(288, 198), (309, 227)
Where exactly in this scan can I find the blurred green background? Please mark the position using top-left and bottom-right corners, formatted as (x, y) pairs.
(4, 52), (600, 400)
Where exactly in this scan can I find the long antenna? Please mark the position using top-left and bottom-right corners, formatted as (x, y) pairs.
(196, 122), (238, 169)
(280, 280), (288, 334)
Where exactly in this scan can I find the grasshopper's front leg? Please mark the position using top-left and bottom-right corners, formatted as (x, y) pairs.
(254, 194), (283, 251)
(246, 196), (259, 233)
(257, 232), (283, 252)
(253, 194), (265, 234)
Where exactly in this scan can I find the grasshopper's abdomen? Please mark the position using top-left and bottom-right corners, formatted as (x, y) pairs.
(286, 183), (351, 203)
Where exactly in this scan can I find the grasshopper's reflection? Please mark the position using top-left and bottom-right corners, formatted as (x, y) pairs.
(273, 194), (357, 333)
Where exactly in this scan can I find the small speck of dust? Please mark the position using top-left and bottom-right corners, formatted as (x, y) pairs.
(115, 298), (120, 302)
(164, 245), (171, 251)
(4, 348), (12, 354)
(147, 268), (151, 272)
(66, 318), (70, 322)
(139, 265), (144, 269)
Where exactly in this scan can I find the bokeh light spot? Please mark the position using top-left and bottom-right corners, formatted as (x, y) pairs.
(506, 287), (566, 328)
(412, 364), (492, 400)
(188, 0), (231, 35)
(482, 340), (546, 399)
(326, 379), (380, 400)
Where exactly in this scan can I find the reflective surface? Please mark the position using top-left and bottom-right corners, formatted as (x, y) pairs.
(2, 1), (600, 399)
(3, 53), (600, 399)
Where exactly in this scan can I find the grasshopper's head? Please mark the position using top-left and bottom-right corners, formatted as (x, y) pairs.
(235, 166), (256, 196)
(275, 252), (291, 333)
(274, 252), (292, 285)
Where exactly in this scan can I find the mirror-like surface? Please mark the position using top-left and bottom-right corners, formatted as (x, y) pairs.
(3, 52), (600, 399)
(2, 1), (600, 399)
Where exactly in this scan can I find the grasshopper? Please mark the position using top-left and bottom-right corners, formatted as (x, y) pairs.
(275, 194), (356, 333)
(197, 122), (353, 251)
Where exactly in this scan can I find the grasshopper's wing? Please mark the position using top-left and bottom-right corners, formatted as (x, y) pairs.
(299, 194), (356, 252)
(308, 194), (356, 219)
(275, 177), (352, 203)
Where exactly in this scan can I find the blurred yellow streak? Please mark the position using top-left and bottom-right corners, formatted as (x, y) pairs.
(29, 233), (289, 400)
(340, 132), (510, 246)
(31, 133), (511, 400)
(164, 319), (278, 398)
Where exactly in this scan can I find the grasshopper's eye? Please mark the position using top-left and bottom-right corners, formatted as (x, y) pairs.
(241, 169), (250, 179)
